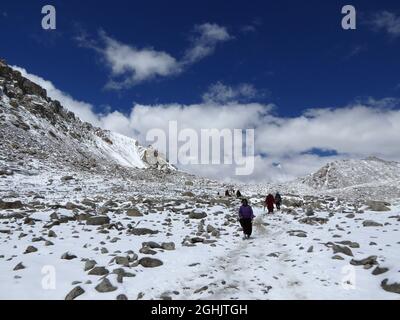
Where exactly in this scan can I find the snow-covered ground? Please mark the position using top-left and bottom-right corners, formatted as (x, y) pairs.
(1, 167), (399, 300)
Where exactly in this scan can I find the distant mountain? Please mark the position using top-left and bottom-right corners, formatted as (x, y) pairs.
(301, 156), (400, 190)
(0, 59), (173, 174)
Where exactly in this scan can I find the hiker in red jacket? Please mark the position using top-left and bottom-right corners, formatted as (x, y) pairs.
(264, 193), (275, 214)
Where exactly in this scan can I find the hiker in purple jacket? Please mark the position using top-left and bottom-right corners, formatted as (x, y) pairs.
(239, 198), (255, 239)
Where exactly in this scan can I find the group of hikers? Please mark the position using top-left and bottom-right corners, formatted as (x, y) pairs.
(224, 189), (242, 198)
(237, 192), (282, 240)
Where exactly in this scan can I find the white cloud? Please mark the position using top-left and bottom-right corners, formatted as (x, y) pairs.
(78, 24), (232, 89)
(99, 32), (181, 90)
(183, 23), (232, 64)
(255, 103), (400, 159)
(202, 82), (259, 103)
(107, 98), (400, 183)
(11, 66), (400, 183)
(370, 11), (400, 37)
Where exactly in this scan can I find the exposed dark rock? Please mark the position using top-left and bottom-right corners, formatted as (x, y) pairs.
(142, 241), (162, 249)
(65, 286), (85, 300)
(350, 256), (378, 266)
(139, 247), (157, 255)
(381, 279), (400, 294)
(372, 266), (389, 276)
(366, 201), (391, 212)
(336, 241), (360, 249)
(61, 176), (74, 182)
(363, 220), (383, 227)
(182, 192), (195, 197)
(161, 242), (175, 250)
(331, 244), (353, 256)
(86, 216), (110, 226)
(61, 252), (77, 260)
(13, 262), (26, 271)
(189, 211), (207, 219)
(139, 257), (163, 268)
(95, 278), (117, 293)
(88, 266), (109, 276)
(24, 246), (38, 254)
(126, 208), (143, 217)
(0, 200), (23, 210)
(129, 228), (158, 236)
(84, 260), (97, 271)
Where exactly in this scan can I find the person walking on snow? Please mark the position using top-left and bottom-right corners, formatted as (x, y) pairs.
(275, 192), (282, 211)
(264, 193), (275, 214)
(238, 199), (255, 239)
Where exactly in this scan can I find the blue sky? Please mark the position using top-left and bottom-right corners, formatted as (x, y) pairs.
(1, 0), (399, 115)
(1, 0), (400, 181)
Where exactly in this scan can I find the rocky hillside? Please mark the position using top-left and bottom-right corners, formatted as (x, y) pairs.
(0, 59), (172, 176)
(301, 157), (400, 190)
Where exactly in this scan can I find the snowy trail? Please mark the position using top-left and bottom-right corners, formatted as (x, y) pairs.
(173, 208), (310, 300)
(168, 205), (400, 300)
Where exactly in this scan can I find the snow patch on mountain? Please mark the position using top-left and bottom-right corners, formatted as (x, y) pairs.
(301, 157), (400, 190)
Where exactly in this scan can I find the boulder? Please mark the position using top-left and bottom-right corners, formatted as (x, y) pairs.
(113, 268), (135, 278)
(88, 266), (109, 276)
(161, 242), (175, 250)
(332, 244), (353, 257)
(350, 256), (378, 266)
(336, 241), (360, 249)
(372, 266), (389, 276)
(381, 279), (400, 294)
(13, 262), (25, 271)
(61, 252), (77, 260)
(48, 230), (57, 238)
(142, 241), (162, 249)
(139, 257), (163, 268)
(194, 286), (209, 294)
(61, 176), (74, 182)
(363, 220), (383, 227)
(65, 286), (85, 300)
(24, 246), (38, 254)
(95, 278), (117, 293)
(129, 228), (158, 236)
(182, 192), (195, 197)
(189, 211), (207, 219)
(114, 256), (130, 267)
(84, 260), (97, 271)
(366, 201), (391, 212)
(190, 237), (205, 243)
(126, 208), (143, 217)
(86, 216), (110, 226)
(0, 200), (23, 210)
(139, 247), (157, 255)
